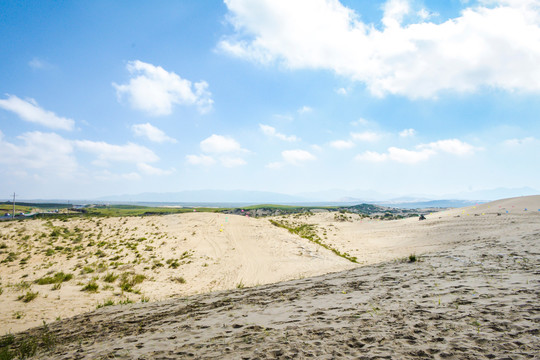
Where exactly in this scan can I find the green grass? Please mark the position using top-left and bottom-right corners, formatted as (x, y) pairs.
(119, 273), (145, 293)
(35, 272), (73, 285)
(18, 291), (39, 303)
(96, 299), (115, 308)
(81, 281), (99, 292)
(269, 220), (358, 263)
(102, 272), (118, 283)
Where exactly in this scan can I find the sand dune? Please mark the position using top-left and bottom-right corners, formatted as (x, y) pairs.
(1, 196), (539, 358)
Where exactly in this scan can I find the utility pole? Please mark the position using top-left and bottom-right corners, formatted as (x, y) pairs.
(12, 192), (15, 220)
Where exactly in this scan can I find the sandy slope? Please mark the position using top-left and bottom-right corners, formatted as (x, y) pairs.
(3, 196), (539, 359)
(0, 212), (354, 335)
(0, 195), (539, 358)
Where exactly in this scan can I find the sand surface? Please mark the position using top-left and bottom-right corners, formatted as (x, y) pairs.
(1, 196), (539, 359)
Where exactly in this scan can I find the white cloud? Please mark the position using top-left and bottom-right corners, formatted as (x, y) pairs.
(282, 149), (316, 165)
(266, 161), (284, 169)
(137, 163), (174, 176)
(200, 134), (246, 153)
(93, 170), (141, 181)
(350, 118), (370, 127)
(189, 134), (248, 167)
(220, 0), (540, 98)
(399, 128), (416, 137)
(0, 131), (77, 176)
(0, 95), (74, 130)
(131, 123), (177, 143)
(74, 140), (159, 166)
(28, 58), (52, 70)
(419, 139), (479, 155)
(382, 0), (410, 28)
(113, 60), (213, 116)
(355, 150), (390, 163)
(273, 113), (294, 121)
(220, 156), (247, 167)
(351, 131), (381, 142)
(356, 138), (479, 164)
(330, 139), (355, 149)
(259, 124), (299, 141)
(336, 87), (348, 95)
(298, 105), (313, 114)
(356, 147), (434, 164)
(186, 154), (216, 166)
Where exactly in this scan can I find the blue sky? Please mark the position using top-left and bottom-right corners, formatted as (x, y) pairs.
(1, 0), (539, 200)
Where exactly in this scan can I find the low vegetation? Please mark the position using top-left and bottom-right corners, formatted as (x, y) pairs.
(269, 220), (358, 263)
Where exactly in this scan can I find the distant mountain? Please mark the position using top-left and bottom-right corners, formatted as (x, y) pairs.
(375, 199), (482, 209)
(443, 187), (539, 201)
(297, 189), (399, 202)
(95, 186), (539, 206)
(97, 190), (307, 204)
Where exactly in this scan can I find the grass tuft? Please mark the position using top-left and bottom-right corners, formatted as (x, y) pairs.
(18, 291), (39, 303)
(35, 272), (73, 285)
(81, 281), (99, 292)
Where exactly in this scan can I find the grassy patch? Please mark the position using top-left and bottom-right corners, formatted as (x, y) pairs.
(81, 281), (99, 292)
(119, 273), (145, 293)
(171, 276), (186, 284)
(35, 272), (73, 285)
(269, 220), (358, 263)
(102, 272), (118, 283)
(18, 291), (39, 303)
(96, 299), (115, 308)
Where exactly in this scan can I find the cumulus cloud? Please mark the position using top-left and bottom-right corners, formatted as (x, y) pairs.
(259, 124), (299, 141)
(131, 123), (177, 143)
(329, 139), (355, 149)
(351, 131), (381, 142)
(220, 0), (540, 98)
(282, 149), (316, 164)
(220, 156), (247, 167)
(113, 60), (213, 116)
(356, 147), (434, 164)
(399, 128), (416, 137)
(137, 162), (174, 176)
(356, 138), (479, 164)
(266, 149), (316, 168)
(200, 134), (246, 153)
(298, 105), (313, 114)
(419, 138), (479, 155)
(186, 154), (216, 166)
(74, 140), (159, 166)
(350, 118), (371, 127)
(188, 134), (248, 167)
(0, 131), (77, 175)
(0, 95), (74, 130)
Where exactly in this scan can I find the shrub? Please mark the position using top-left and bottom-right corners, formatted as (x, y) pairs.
(103, 272), (118, 283)
(408, 254), (417, 263)
(171, 276), (186, 284)
(119, 273), (145, 293)
(18, 291), (39, 303)
(35, 272), (73, 285)
(96, 299), (115, 309)
(81, 281), (99, 292)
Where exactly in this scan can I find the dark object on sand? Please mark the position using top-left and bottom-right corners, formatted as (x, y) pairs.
(419, 214), (426, 221)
